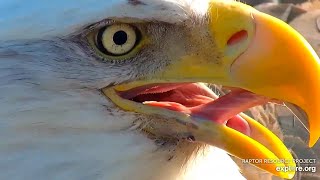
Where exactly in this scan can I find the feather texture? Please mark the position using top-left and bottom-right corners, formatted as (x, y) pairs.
(0, 0), (245, 179)
(0, 0), (207, 40)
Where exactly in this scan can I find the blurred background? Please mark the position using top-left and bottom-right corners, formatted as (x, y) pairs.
(243, 0), (308, 6)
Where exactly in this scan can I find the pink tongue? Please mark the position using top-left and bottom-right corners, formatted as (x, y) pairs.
(144, 89), (269, 136)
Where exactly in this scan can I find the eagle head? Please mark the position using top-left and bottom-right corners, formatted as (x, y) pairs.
(0, 0), (319, 179)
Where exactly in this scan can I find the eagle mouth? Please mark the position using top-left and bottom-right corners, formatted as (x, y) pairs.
(109, 82), (310, 138)
(116, 82), (272, 137)
(102, 82), (298, 178)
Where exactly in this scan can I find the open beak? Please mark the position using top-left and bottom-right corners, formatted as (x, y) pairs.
(103, 1), (320, 179)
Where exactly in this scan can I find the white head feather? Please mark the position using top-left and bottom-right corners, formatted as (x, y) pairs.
(0, 0), (244, 179)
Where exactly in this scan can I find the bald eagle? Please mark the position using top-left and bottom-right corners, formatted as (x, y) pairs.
(0, 0), (319, 179)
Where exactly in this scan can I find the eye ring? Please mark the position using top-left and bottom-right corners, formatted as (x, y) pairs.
(95, 24), (141, 56)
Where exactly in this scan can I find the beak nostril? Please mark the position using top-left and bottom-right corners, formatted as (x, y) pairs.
(227, 30), (248, 46)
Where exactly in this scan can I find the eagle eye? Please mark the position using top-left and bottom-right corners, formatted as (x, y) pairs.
(94, 24), (141, 56)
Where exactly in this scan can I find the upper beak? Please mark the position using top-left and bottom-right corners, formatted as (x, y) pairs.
(231, 9), (320, 148)
(155, 1), (320, 147)
(104, 1), (320, 179)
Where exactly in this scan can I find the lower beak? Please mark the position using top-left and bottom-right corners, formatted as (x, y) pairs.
(104, 1), (320, 179)
(156, 1), (320, 147)
(231, 10), (320, 148)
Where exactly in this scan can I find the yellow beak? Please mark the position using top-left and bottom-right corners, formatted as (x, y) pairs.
(156, 1), (320, 147)
(103, 1), (320, 179)
(230, 7), (320, 148)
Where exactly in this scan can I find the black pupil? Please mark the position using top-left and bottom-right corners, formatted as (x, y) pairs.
(113, 31), (128, 45)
